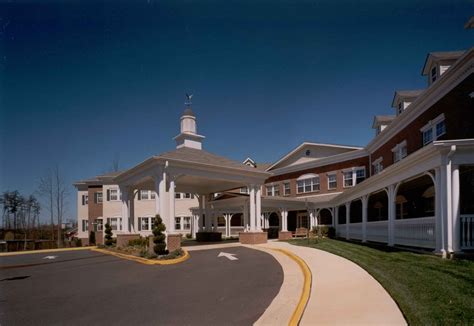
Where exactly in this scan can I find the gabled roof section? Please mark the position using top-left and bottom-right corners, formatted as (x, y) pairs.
(391, 89), (425, 108)
(267, 142), (363, 171)
(372, 115), (395, 129)
(422, 50), (465, 75)
(465, 16), (474, 29)
(157, 147), (262, 172)
(242, 157), (256, 168)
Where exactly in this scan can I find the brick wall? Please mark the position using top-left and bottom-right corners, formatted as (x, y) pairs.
(87, 186), (103, 233)
(370, 74), (474, 174)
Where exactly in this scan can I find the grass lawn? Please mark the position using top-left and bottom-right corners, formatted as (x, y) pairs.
(289, 238), (474, 325)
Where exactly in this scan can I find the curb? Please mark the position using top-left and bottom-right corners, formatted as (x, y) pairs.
(91, 248), (190, 265)
(0, 246), (97, 257)
(269, 248), (312, 326)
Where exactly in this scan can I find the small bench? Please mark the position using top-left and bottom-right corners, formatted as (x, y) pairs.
(293, 227), (308, 238)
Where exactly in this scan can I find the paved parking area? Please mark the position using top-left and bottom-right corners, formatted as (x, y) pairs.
(0, 247), (283, 325)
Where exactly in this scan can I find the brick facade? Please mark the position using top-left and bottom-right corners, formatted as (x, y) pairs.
(371, 74), (474, 174)
(87, 185), (103, 233)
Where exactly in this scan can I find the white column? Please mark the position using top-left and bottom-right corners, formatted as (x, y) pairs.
(308, 209), (314, 230)
(198, 195), (204, 233)
(345, 203), (350, 240)
(154, 176), (161, 215)
(159, 170), (167, 221)
(204, 195), (212, 232)
(212, 210), (218, 232)
(443, 161), (453, 252)
(388, 185), (396, 246)
(243, 204), (249, 231)
(434, 168), (445, 255)
(169, 178), (175, 233)
(249, 185), (256, 231)
(120, 186), (130, 233)
(281, 209), (288, 232)
(256, 186), (262, 231)
(452, 165), (461, 252)
(362, 195), (368, 243)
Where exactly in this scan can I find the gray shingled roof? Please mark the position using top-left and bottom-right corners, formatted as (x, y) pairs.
(395, 89), (424, 98)
(428, 51), (465, 61)
(157, 147), (264, 172)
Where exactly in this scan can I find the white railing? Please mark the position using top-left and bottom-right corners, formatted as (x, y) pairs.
(335, 224), (344, 238)
(366, 220), (388, 243)
(461, 215), (474, 250)
(348, 223), (363, 240)
(394, 216), (435, 249)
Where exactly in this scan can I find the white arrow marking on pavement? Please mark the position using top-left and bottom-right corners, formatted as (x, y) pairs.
(43, 256), (58, 260)
(218, 252), (238, 261)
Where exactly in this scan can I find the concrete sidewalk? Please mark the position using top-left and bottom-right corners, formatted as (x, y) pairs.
(261, 241), (407, 326)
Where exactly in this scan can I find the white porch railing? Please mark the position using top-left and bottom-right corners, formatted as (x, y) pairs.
(461, 215), (474, 250)
(366, 220), (388, 243)
(394, 216), (435, 249)
(335, 224), (344, 238)
(348, 223), (363, 240)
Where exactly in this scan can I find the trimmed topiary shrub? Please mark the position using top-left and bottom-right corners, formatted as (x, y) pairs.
(152, 214), (168, 255)
(89, 231), (96, 245)
(104, 223), (114, 246)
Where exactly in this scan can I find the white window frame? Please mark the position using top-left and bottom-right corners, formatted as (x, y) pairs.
(175, 217), (181, 230)
(342, 167), (366, 188)
(106, 217), (122, 231)
(240, 187), (249, 194)
(327, 172), (337, 190)
(95, 192), (103, 204)
(82, 194), (88, 205)
(392, 140), (407, 163)
(372, 157), (383, 175)
(296, 174), (320, 194)
(108, 188), (119, 201)
(420, 114), (446, 146)
(95, 218), (103, 231)
(283, 182), (291, 196)
(81, 219), (89, 232)
(139, 190), (156, 200)
(266, 184), (280, 196)
(138, 216), (155, 231)
(183, 216), (191, 230)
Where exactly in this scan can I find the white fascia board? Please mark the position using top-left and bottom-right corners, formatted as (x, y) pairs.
(269, 148), (368, 176)
(266, 141), (363, 171)
(367, 48), (474, 154)
(333, 144), (441, 205)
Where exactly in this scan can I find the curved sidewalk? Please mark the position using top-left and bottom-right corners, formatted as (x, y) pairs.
(261, 241), (407, 326)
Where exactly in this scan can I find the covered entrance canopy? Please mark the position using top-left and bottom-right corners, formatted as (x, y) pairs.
(113, 146), (271, 238)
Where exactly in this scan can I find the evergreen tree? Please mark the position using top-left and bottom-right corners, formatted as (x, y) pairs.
(104, 222), (114, 246)
(152, 214), (167, 255)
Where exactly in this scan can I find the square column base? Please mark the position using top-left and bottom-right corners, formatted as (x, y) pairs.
(278, 231), (292, 241)
(239, 232), (267, 245)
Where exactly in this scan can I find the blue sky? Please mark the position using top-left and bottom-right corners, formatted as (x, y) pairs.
(1, 0), (473, 222)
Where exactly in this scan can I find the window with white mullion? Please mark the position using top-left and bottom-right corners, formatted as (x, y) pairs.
(392, 141), (407, 163)
(343, 171), (353, 187)
(420, 114), (446, 146)
(296, 176), (319, 194)
(266, 185), (280, 196)
(327, 173), (337, 190)
(283, 182), (291, 195)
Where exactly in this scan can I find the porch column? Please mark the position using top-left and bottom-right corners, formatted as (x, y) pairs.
(441, 160), (453, 252)
(362, 195), (368, 243)
(334, 206), (339, 234)
(197, 195), (204, 233)
(205, 195), (212, 232)
(387, 185), (396, 246)
(308, 209), (314, 230)
(452, 165), (461, 252)
(281, 209), (288, 232)
(243, 204), (249, 231)
(212, 210), (218, 232)
(169, 178), (175, 233)
(249, 185), (256, 231)
(226, 214), (231, 237)
(345, 203), (350, 240)
(120, 186), (130, 233)
(434, 168), (445, 254)
(129, 193), (136, 233)
(154, 176), (161, 215)
(256, 186), (262, 231)
(159, 170), (167, 226)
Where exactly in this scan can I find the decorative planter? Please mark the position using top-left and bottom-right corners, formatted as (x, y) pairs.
(239, 232), (268, 244)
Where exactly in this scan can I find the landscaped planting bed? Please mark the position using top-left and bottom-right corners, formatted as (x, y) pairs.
(289, 238), (474, 325)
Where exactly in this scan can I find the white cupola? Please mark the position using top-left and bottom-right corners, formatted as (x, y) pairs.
(173, 102), (205, 150)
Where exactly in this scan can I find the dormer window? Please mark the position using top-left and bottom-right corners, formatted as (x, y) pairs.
(397, 102), (403, 115)
(431, 66), (437, 83)
(305, 150), (311, 156)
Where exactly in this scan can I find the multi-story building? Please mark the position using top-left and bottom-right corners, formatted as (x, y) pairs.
(75, 47), (474, 255)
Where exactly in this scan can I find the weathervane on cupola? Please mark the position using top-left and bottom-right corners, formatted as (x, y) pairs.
(173, 93), (205, 150)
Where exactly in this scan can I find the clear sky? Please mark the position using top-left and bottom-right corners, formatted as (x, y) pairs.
(1, 0), (473, 222)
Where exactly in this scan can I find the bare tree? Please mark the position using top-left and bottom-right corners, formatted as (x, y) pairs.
(38, 170), (55, 241)
(53, 166), (68, 247)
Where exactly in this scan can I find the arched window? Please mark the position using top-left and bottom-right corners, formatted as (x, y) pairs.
(318, 209), (333, 225)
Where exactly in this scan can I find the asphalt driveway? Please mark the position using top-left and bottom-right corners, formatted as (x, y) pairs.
(0, 246), (283, 326)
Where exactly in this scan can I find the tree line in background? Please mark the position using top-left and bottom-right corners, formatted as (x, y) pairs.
(1, 166), (71, 250)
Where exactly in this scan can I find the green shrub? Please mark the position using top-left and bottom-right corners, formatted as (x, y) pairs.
(185, 233), (192, 239)
(104, 223), (114, 246)
(311, 226), (336, 238)
(89, 231), (96, 245)
(75, 238), (82, 247)
(128, 237), (148, 247)
(152, 214), (168, 255)
(160, 248), (184, 260)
